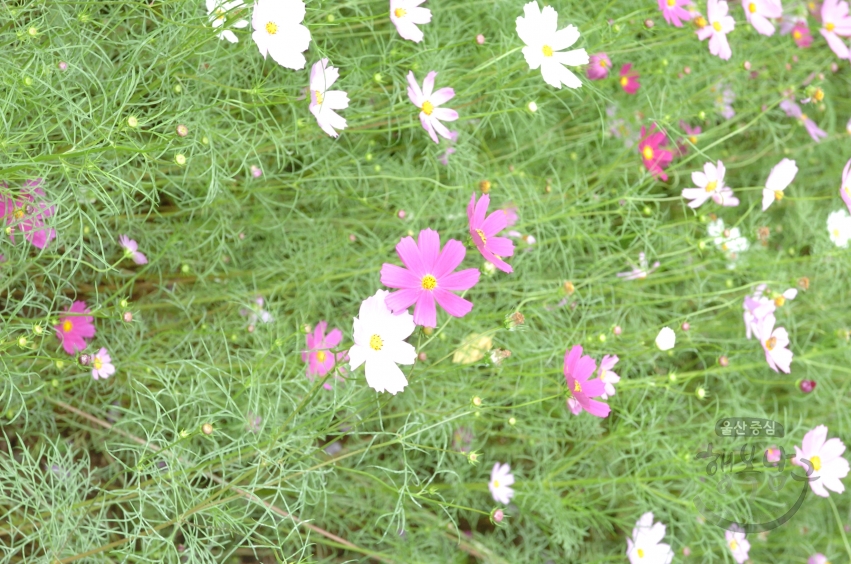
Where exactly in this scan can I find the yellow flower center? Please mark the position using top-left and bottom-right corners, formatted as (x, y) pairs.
(748, 2), (757, 13)
(620, 76), (629, 87)
(574, 380), (582, 393)
(801, 113), (809, 121)
(713, 21), (722, 32)
(315, 90), (324, 105)
(766, 336), (777, 350)
(62, 320), (73, 333)
(266, 21), (278, 34)
(845, 185), (851, 196)
(666, 0), (675, 5)
(774, 296), (786, 307)
(394, 7), (407, 18)
(814, 88), (825, 102)
(215, 7), (225, 21)
(14, 208), (25, 220)
(811, 455), (822, 471)
(730, 540), (738, 551)
(827, 22), (836, 32)
(421, 100), (434, 116)
(642, 146), (654, 160)
(93, 357), (103, 370)
(637, 548), (645, 558)
(774, 190), (784, 201)
(421, 274), (437, 290)
(542, 45), (554, 57)
(369, 334), (383, 351)
(315, 350), (327, 362)
(475, 228), (487, 244)
(493, 479), (500, 488)
(705, 180), (718, 193)
(695, 16), (708, 28)
(689, 135), (698, 144)
(833, 228), (841, 238)
(600, 59), (608, 67)
(793, 30), (802, 39)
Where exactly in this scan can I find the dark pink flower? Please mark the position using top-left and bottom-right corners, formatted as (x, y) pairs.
(638, 124), (673, 181)
(659, 0), (693, 26)
(564, 345), (610, 418)
(54, 301), (96, 355)
(301, 321), (348, 388)
(380, 228), (480, 327)
(467, 192), (515, 273)
(793, 21), (814, 46)
(619, 63), (640, 94)
(1, 179), (56, 249)
(587, 53), (611, 80)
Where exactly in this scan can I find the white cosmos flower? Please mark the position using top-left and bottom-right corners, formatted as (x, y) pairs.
(488, 462), (515, 504)
(655, 327), (676, 351)
(827, 209), (851, 248)
(762, 158), (798, 211)
(626, 512), (674, 564)
(251, 0), (311, 70)
(309, 59), (349, 138)
(515, 1), (589, 89)
(389, 0), (431, 43)
(207, 0), (248, 43)
(348, 290), (417, 395)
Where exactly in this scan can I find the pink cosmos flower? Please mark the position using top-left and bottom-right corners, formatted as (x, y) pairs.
(564, 344), (610, 418)
(301, 321), (348, 388)
(617, 252), (660, 280)
(407, 71), (458, 144)
(489, 462), (515, 504)
(756, 313), (793, 373)
(619, 63), (640, 94)
(380, 228), (480, 328)
(390, 0), (431, 43)
(725, 528), (750, 563)
(743, 0), (782, 36)
(793, 425), (850, 497)
(841, 157), (851, 214)
(659, 0), (693, 26)
(502, 204), (519, 227)
(54, 301), (96, 355)
(467, 192), (515, 274)
(638, 124), (673, 181)
(587, 53), (611, 80)
(91, 347), (115, 380)
(598, 355), (620, 400)
(765, 446), (782, 463)
(780, 98), (828, 142)
(697, 0), (736, 60)
(119, 235), (148, 265)
(438, 130), (458, 166)
(675, 121), (702, 155)
(309, 59), (349, 138)
(762, 158), (798, 210)
(1, 179), (56, 249)
(785, 19), (814, 46)
(821, 0), (851, 58)
(809, 554), (830, 564)
(743, 284), (797, 338)
(682, 160), (739, 208)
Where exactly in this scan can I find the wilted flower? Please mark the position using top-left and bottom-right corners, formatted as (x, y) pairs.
(452, 333), (493, 364)
(780, 98), (828, 143)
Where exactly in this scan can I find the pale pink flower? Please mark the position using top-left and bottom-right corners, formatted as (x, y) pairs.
(626, 512), (674, 564)
(488, 462), (515, 504)
(809, 554), (830, 564)
(309, 59), (349, 138)
(765, 446), (782, 463)
(390, 0), (431, 43)
(468, 192), (515, 273)
(840, 157), (851, 213)
(598, 355), (620, 399)
(725, 528), (751, 563)
(54, 301), (96, 355)
(756, 313), (793, 373)
(743, 0), (782, 36)
(780, 98), (828, 142)
(587, 53), (611, 80)
(742, 284), (797, 338)
(564, 345), (610, 418)
(793, 425), (850, 497)
(380, 228), (480, 327)
(502, 204), (519, 227)
(697, 0), (736, 60)
(682, 160), (739, 208)
(760, 158), (798, 210)
(1, 179), (56, 249)
(91, 347), (115, 380)
(821, 0), (851, 59)
(617, 252), (660, 280)
(119, 235), (148, 265)
(659, 0), (693, 26)
(406, 71), (458, 144)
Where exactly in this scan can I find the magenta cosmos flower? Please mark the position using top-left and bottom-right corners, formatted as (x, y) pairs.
(407, 71), (458, 144)
(564, 344), (610, 418)
(821, 0), (851, 58)
(743, 0), (782, 36)
(659, 0), (693, 26)
(793, 425), (850, 497)
(301, 321), (348, 387)
(638, 124), (673, 181)
(780, 99), (828, 143)
(467, 192), (515, 274)
(1, 179), (56, 249)
(697, 0), (735, 60)
(54, 301), (96, 355)
(840, 157), (851, 214)
(309, 59), (349, 138)
(119, 235), (148, 265)
(587, 53), (611, 80)
(792, 20), (814, 46)
(619, 63), (640, 94)
(390, 0), (431, 43)
(91, 347), (116, 380)
(756, 313), (793, 373)
(681, 160), (739, 208)
(380, 228), (480, 328)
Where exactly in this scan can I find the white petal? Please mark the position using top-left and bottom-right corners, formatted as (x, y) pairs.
(365, 356), (408, 394)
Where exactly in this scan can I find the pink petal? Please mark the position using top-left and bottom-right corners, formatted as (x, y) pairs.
(133, 252), (148, 265)
(420, 112), (439, 143)
(487, 236), (515, 257)
(581, 397), (611, 418)
(395, 236), (427, 277)
(430, 87), (455, 106)
(418, 228), (441, 271)
(381, 263), (421, 289)
(422, 71), (437, 99)
(574, 354), (597, 381)
(384, 288), (421, 313)
(432, 238), (466, 279)
(433, 288), (474, 318)
(473, 193), (490, 227)
(413, 291), (437, 327)
(481, 209), (508, 237)
(325, 328), (343, 348)
(438, 268), (480, 291)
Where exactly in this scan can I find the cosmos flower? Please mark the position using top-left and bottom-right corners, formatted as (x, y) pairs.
(725, 528), (751, 564)
(743, 0), (782, 36)
(564, 344), (610, 418)
(239, 296), (273, 325)
(821, 0), (851, 59)
(840, 157), (851, 214)
(502, 204), (519, 227)
(251, 0), (311, 70)
(783, 18), (814, 46)
(587, 52), (611, 80)
(309, 59), (349, 138)
(756, 313), (793, 373)
(655, 327), (676, 351)
(808, 554), (830, 564)
(598, 355), (621, 400)
(54, 301), (96, 355)
(206, 0), (248, 43)
(659, 0), (693, 27)
(713, 83), (736, 119)
(743, 284), (797, 339)
(380, 228), (480, 328)
(348, 289), (417, 395)
(467, 192), (515, 273)
(761, 158), (798, 210)
(616, 252), (660, 280)
(390, 0), (431, 43)
(780, 98), (828, 143)
(707, 218), (750, 260)
(516, 1), (590, 89)
(697, 0), (736, 60)
(91, 347), (115, 380)
(638, 124), (673, 181)
(406, 71), (458, 144)
(1, 179), (56, 249)
(681, 160), (740, 208)
(793, 425), (850, 497)
(676, 121), (702, 155)
(765, 446), (782, 463)
(827, 208), (851, 247)
(626, 512), (674, 564)
(119, 235), (148, 265)
(301, 321), (349, 386)
(438, 130), (459, 166)
(489, 462), (515, 504)
(619, 63), (640, 94)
